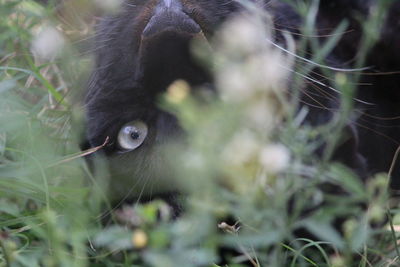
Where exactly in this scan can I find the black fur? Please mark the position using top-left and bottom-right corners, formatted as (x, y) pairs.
(85, 0), (400, 196)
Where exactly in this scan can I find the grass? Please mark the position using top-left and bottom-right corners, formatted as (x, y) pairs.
(0, 0), (399, 266)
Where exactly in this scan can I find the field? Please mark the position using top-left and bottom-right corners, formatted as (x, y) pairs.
(0, 0), (399, 266)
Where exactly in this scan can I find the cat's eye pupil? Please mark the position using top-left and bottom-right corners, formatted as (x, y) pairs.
(130, 131), (140, 140)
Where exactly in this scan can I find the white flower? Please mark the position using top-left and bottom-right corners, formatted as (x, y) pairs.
(217, 14), (269, 55)
(216, 51), (290, 103)
(214, 13), (292, 103)
(222, 130), (259, 165)
(259, 144), (290, 173)
(245, 99), (275, 130)
(31, 26), (65, 60)
(216, 65), (254, 102)
(249, 52), (290, 90)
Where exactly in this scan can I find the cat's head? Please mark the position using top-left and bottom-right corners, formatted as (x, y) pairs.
(85, 0), (244, 196)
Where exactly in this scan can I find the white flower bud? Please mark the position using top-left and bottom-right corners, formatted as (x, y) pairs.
(31, 26), (65, 60)
(259, 144), (290, 173)
(223, 130), (259, 165)
(217, 66), (254, 102)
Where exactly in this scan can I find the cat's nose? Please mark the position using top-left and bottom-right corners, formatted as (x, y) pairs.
(142, 0), (201, 37)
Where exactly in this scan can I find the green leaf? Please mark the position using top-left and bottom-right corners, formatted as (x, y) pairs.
(329, 164), (366, 198)
(303, 220), (345, 249)
(349, 217), (369, 251)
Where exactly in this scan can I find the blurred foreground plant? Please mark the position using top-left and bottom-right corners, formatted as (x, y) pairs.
(0, 0), (397, 267)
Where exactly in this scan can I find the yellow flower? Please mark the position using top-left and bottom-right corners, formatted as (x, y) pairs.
(166, 80), (191, 104)
(131, 229), (148, 249)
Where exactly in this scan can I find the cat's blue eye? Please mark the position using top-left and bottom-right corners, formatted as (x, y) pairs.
(117, 120), (148, 151)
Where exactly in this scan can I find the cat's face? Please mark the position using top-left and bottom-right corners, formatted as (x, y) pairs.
(85, 0), (244, 196)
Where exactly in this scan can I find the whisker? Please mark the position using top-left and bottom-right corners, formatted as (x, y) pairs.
(268, 38), (372, 72)
(278, 63), (376, 106)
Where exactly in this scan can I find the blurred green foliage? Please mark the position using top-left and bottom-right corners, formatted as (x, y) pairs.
(0, 0), (398, 266)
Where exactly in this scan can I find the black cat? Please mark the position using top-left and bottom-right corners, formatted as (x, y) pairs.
(85, 0), (400, 198)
